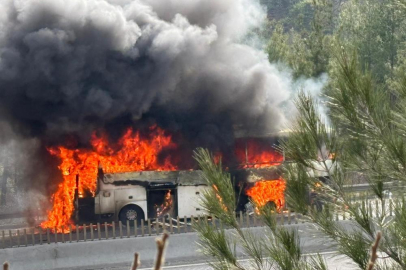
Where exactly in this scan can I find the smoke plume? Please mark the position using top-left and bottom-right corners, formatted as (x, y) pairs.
(0, 0), (324, 213)
(0, 0), (293, 143)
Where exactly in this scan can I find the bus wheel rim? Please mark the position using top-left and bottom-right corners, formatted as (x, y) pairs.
(126, 209), (137, 220)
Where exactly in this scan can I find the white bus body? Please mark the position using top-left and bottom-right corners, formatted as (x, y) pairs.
(94, 170), (209, 224)
(93, 160), (332, 224)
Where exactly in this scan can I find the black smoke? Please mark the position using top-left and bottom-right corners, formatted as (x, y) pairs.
(0, 0), (296, 204)
(0, 0), (291, 143)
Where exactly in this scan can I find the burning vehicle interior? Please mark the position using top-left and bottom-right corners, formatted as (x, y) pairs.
(149, 189), (176, 219)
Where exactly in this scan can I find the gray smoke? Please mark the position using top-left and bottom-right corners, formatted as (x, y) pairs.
(0, 0), (292, 145)
(0, 0), (329, 215)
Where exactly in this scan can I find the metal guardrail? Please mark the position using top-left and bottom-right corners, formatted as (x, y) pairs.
(342, 182), (399, 193)
(0, 213), (25, 220)
(0, 196), (398, 250)
(0, 213), (298, 249)
(0, 182), (402, 249)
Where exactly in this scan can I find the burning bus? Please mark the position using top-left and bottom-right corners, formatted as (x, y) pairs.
(88, 135), (332, 225)
(0, 0), (332, 233)
(40, 128), (295, 230)
(88, 143), (287, 225)
(92, 166), (286, 225)
(94, 169), (209, 224)
(40, 127), (332, 230)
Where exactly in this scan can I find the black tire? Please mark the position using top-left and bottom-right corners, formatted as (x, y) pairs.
(119, 204), (144, 226)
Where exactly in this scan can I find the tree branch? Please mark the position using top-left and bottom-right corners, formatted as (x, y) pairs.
(366, 231), (382, 270)
(154, 232), (169, 270)
(131, 252), (139, 270)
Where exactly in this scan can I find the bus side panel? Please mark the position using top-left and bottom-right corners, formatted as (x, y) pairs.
(95, 190), (115, 215)
(177, 185), (209, 217)
(114, 187), (148, 219)
(115, 200), (148, 221)
(96, 186), (148, 216)
(114, 187), (147, 201)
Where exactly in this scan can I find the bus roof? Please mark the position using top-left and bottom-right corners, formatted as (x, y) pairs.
(102, 170), (206, 186)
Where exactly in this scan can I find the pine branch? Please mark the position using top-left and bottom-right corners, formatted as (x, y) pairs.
(154, 232), (169, 270)
(366, 231), (382, 270)
(194, 148), (314, 270)
(131, 252), (139, 270)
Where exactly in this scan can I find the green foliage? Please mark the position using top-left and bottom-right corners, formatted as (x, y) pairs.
(283, 48), (406, 269)
(193, 148), (327, 270)
(266, 0), (333, 78)
(337, 232), (370, 269)
(284, 164), (312, 214)
(389, 50), (406, 97)
(260, 0), (406, 268)
(309, 254), (328, 270)
(194, 220), (241, 269)
(196, 0), (406, 268)
(334, 0), (406, 83)
(265, 0), (406, 83)
(193, 149), (238, 227)
(267, 23), (317, 78)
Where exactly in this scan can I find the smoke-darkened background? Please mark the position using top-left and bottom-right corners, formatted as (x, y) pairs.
(0, 0), (305, 214)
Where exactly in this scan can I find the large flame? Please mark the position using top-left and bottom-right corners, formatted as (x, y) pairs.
(41, 128), (285, 231)
(41, 126), (177, 231)
(235, 139), (283, 168)
(246, 179), (286, 211)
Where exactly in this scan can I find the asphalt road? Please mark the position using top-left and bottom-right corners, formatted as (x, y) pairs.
(70, 253), (358, 270)
(77, 254), (357, 270)
(58, 221), (359, 270)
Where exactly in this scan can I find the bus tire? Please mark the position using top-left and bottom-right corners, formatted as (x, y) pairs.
(119, 204), (144, 226)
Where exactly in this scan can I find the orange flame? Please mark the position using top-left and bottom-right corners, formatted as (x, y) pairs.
(246, 179), (286, 212)
(41, 126), (177, 231)
(235, 139), (283, 168)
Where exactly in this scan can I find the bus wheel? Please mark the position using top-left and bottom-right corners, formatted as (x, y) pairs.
(119, 205), (144, 226)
